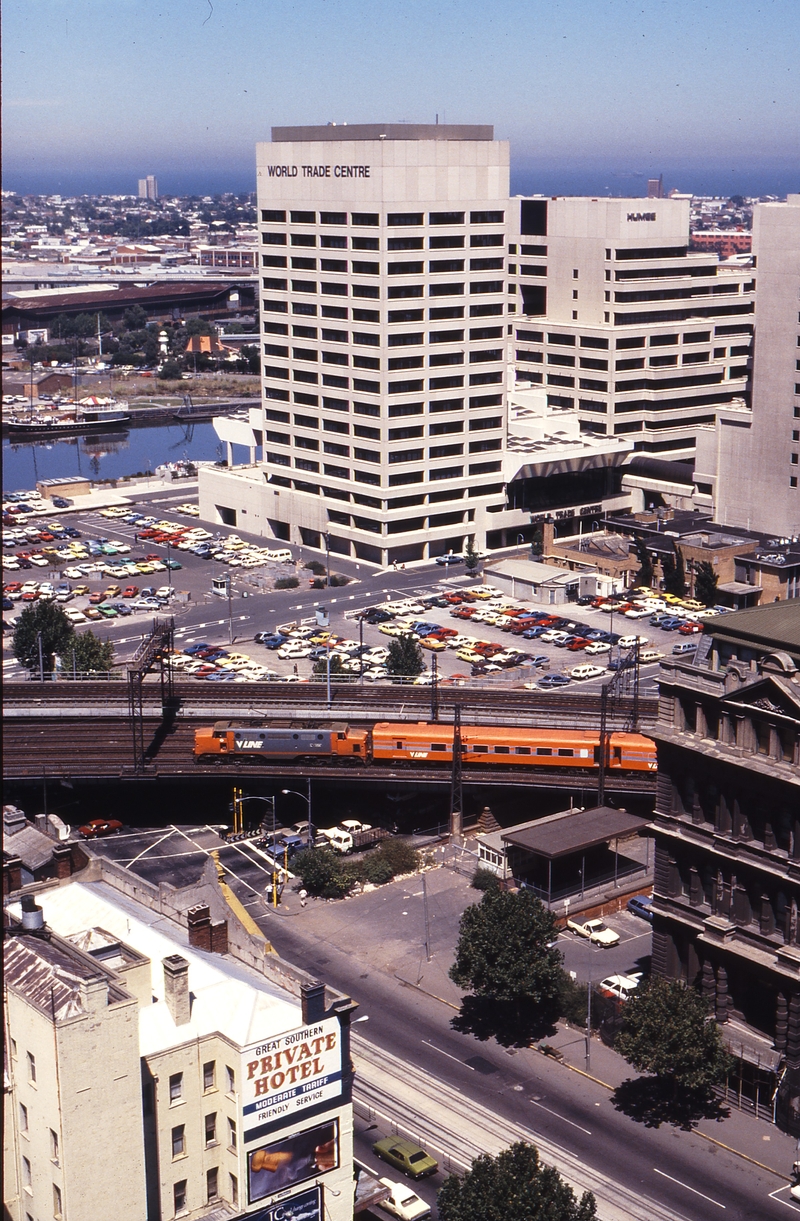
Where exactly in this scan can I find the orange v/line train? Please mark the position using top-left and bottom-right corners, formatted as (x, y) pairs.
(194, 721), (656, 772)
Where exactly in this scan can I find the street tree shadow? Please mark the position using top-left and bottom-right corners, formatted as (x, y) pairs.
(451, 995), (558, 1048)
(612, 1075), (731, 1130)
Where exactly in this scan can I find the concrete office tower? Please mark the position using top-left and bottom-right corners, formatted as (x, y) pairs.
(509, 196), (754, 463)
(223, 123), (511, 565)
(647, 176), (664, 200)
(138, 174), (158, 200)
(710, 195), (800, 536)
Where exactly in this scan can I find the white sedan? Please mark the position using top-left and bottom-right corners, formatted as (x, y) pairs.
(377, 1179), (431, 1221)
(277, 644), (312, 659)
(566, 917), (620, 947)
(570, 664), (606, 681)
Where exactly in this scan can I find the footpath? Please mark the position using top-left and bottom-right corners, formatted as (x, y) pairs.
(272, 858), (797, 1184)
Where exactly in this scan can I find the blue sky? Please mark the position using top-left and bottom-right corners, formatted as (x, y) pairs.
(3, 0), (798, 198)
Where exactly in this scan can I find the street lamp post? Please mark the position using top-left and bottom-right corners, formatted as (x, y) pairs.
(281, 780), (313, 847)
(230, 794), (276, 837)
(325, 532), (331, 587)
(225, 572), (233, 645)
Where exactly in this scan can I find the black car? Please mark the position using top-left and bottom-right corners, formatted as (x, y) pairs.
(363, 609), (393, 624)
(51, 497), (72, 508)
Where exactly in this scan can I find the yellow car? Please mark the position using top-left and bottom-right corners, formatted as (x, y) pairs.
(420, 637), (447, 651)
(72, 584), (90, 596)
(379, 623), (404, 636)
(681, 599), (705, 612)
(456, 648), (484, 663)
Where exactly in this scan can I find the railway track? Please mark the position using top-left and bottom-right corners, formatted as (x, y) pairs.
(3, 717), (656, 794)
(3, 681), (658, 732)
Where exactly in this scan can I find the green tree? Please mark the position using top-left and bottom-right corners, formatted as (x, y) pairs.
(437, 1141), (596, 1221)
(122, 304), (149, 331)
(661, 546), (686, 597)
(60, 629), (115, 677)
(158, 359), (183, 381)
(13, 602), (74, 675)
(312, 653), (348, 679)
(615, 976), (734, 1096)
(633, 535), (654, 589)
(464, 537), (479, 573)
(386, 634), (424, 678)
(694, 560), (718, 607)
(292, 847), (352, 898)
(449, 889), (563, 1043)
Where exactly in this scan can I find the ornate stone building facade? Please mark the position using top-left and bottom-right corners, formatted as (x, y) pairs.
(650, 603), (800, 1124)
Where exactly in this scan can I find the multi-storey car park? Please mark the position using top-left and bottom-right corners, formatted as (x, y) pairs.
(508, 196), (755, 462)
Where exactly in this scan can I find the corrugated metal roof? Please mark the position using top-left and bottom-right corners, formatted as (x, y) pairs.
(4, 824), (59, 871)
(5, 935), (96, 1020)
(503, 806), (649, 859)
(708, 602), (800, 653)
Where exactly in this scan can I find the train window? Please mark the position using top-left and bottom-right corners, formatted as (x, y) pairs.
(494, 746), (510, 754)
(472, 744), (489, 753)
(353, 743), (361, 752)
(396, 741), (403, 749)
(558, 748), (573, 757)
(515, 747), (531, 755)
(537, 747), (552, 756)
(431, 744), (447, 751)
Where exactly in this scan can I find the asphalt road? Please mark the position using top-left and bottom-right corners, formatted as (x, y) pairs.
(259, 902), (791, 1221)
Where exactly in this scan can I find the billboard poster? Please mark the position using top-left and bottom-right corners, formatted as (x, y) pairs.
(247, 1184), (322, 1221)
(242, 1017), (342, 1139)
(247, 1121), (338, 1204)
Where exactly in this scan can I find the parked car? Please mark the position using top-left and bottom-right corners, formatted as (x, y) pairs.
(599, 973), (643, 1001)
(626, 894), (654, 922)
(435, 553), (463, 565)
(566, 917), (620, 947)
(377, 1179), (431, 1221)
(373, 1138), (438, 1180)
(78, 818), (123, 839)
(538, 673), (571, 688)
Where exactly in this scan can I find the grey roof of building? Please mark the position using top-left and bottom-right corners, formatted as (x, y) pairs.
(3, 824), (58, 871)
(4, 932), (129, 1020)
(707, 602), (800, 654)
(271, 123), (494, 142)
(502, 806), (650, 859)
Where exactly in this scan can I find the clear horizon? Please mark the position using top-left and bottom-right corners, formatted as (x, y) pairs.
(3, 0), (798, 201)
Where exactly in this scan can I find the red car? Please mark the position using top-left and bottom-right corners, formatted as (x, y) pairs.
(89, 592), (106, 605)
(122, 585), (140, 597)
(144, 553), (161, 561)
(138, 528), (157, 539)
(679, 621), (703, 635)
(567, 637), (591, 651)
(22, 590), (39, 601)
(78, 819), (123, 839)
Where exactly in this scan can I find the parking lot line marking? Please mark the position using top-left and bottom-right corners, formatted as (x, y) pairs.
(652, 1169), (725, 1208)
(421, 1040), (475, 1069)
(769, 1186), (800, 1211)
(126, 829), (178, 866)
(529, 1099), (591, 1136)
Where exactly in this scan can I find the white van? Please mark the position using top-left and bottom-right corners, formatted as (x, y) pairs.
(267, 549), (293, 563)
(672, 640), (698, 655)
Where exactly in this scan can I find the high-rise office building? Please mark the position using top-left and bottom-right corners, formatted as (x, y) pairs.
(708, 195), (800, 536)
(138, 174), (158, 201)
(508, 196), (755, 462)
(647, 175), (664, 200)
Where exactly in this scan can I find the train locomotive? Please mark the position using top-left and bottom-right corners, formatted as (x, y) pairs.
(194, 721), (656, 772)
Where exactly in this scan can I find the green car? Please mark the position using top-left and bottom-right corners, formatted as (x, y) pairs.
(372, 1138), (438, 1180)
(165, 559), (182, 570)
(98, 604), (118, 618)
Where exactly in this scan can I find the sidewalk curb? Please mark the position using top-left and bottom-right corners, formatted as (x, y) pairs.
(393, 981), (792, 1182)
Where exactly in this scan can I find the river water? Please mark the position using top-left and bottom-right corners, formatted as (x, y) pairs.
(2, 420), (254, 492)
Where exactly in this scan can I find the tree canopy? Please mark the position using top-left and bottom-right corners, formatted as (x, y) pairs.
(386, 633), (424, 678)
(661, 546), (686, 597)
(59, 629), (115, 676)
(633, 535), (653, 589)
(437, 1142), (596, 1221)
(13, 602), (74, 674)
(615, 976), (734, 1095)
(694, 560), (719, 607)
(464, 537), (479, 572)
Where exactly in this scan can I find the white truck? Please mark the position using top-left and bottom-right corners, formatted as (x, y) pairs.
(317, 822), (388, 854)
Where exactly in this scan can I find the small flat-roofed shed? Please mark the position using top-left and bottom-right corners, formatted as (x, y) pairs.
(502, 805), (651, 905)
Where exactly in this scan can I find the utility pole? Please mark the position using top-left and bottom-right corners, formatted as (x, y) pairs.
(326, 642), (332, 709)
(430, 652), (439, 723)
(226, 572), (233, 645)
(422, 873), (431, 962)
(449, 704), (463, 839)
(325, 532), (331, 587)
(598, 683), (609, 807)
(586, 949), (592, 1071)
(37, 631), (44, 683)
(359, 615), (364, 685)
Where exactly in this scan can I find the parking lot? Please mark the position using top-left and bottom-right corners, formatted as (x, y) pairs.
(4, 487), (724, 690)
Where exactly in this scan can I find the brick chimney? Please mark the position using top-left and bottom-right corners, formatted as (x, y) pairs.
(301, 981), (326, 1024)
(187, 904), (228, 954)
(542, 520), (555, 555)
(163, 955), (191, 1026)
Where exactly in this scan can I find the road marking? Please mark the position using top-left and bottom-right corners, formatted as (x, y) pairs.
(529, 1099), (592, 1135)
(421, 1040), (475, 1070)
(126, 829), (178, 866)
(652, 1169), (725, 1208)
(769, 1186), (800, 1211)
